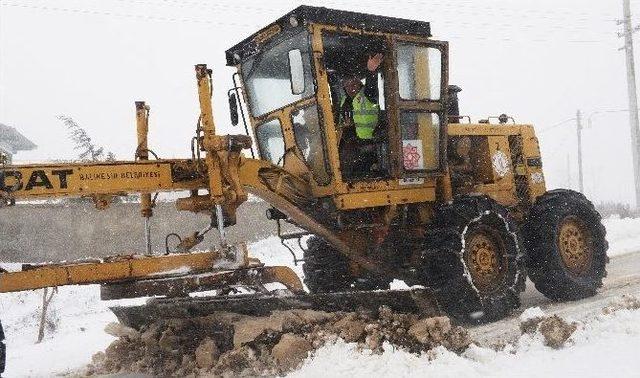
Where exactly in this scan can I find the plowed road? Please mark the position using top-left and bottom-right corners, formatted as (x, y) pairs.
(469, 252), (640, 344)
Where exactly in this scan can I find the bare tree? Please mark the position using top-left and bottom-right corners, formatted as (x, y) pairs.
(57, 115), (115, 162)
(36, 287), (57, 343)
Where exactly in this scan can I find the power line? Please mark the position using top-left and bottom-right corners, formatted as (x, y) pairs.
(0, 1), (610, 45)
(5, 0), (622, 25)
(539, 117), (577, 133)
(586, 109), (631, 128)
(313, 0), (621, 22)
(4, 0), (616, 31)
(0, 1), (257, 28)
(110, 0), (283, 15)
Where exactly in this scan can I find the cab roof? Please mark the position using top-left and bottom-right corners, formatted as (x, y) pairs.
(225, 6), (431, 66)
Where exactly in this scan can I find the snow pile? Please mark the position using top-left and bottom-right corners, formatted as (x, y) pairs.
(602, 216), (640, 257)
(517, 309), (577, 349)
(87, 308), (470, 377)
(292, 299), (640, 378)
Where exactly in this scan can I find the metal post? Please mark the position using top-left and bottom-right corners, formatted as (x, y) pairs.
(622, 0), (640, 207)
(215, 204), (227, 246)
(576, 110), (584, 193)
(144, 217), (151, 255)
(136, 101), (153, 255)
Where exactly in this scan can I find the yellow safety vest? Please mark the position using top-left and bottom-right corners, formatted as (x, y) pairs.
(341, 90), (379, 140)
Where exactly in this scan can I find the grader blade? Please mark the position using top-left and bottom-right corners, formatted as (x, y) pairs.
(100, 266), (305, 300)
(111, 288), (442, 330)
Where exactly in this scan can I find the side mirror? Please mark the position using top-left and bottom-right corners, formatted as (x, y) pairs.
(288, 49), (305, 95)
(228, 93), (239, 126)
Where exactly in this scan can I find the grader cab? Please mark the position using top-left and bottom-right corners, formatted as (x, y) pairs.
(227, 7), (448, 200)
(0, 6), (608, 331)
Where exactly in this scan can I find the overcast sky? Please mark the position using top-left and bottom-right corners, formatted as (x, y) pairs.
(1, 0), (638, 205)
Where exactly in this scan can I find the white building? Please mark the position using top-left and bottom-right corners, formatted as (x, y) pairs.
(0, 123), (37, 164)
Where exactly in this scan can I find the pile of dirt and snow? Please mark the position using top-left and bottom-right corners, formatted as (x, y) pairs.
(86, 307), (472, 377)
(602, 294), (640, 314)
(2, 288), (640, 377)
(91, 297), (640, 377)
(292, 296), (640, 378)
(518, 309), (577, 349)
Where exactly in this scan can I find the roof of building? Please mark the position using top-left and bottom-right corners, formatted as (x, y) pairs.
(0, 123), (37, 154)
(226, 6), (432, 66)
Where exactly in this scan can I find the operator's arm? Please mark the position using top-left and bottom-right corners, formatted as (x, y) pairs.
(364, 71), (379, 104)
(364, 53), (384, 104)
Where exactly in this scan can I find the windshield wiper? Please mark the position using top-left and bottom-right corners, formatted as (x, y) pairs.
(245, 52), (265, 79)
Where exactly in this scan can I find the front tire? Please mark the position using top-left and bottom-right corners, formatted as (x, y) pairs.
(302, 236), (388, 293)
(522, 189), (608, 301)
(419, 195), (526, 323)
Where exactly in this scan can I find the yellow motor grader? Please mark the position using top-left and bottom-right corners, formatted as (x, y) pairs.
(0, 5), (608, 334)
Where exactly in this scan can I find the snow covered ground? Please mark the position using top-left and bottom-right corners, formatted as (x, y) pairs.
(0, 216), (639, 377)
(291, 305), (640, 378)
(0, 286), (116, 377)
(602, 216), (640, 257)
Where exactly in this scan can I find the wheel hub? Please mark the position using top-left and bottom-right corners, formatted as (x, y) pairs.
(465, 229), (505, 293)
(558, 217), (593, 276)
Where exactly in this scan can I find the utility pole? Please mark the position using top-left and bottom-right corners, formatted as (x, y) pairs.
(567, 154), (573, 190)
(620, 0), (640, 207)
(576, 110), (584, 193)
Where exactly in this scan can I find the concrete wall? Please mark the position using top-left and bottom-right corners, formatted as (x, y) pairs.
(0, 200), (281, 263)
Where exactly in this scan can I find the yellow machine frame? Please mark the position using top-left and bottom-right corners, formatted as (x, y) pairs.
(0, 8), (548, 296)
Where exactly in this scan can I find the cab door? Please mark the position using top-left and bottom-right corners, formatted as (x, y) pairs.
(389, 38), (448, 179)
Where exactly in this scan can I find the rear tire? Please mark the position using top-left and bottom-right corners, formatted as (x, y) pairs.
(522, 189), (608, 301)
(419, 195), (526, 323)
(0, 320), (5, 375)
(302, 236), (388, 293)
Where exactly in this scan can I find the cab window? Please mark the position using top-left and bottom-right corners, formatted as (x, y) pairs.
(255, 119), (285, 166)
(292, 105), (331, 185)
(400, 112), (441, 172)
(321, 31), (391, 181)
(396, 44), (442, 101)
(242, 32), (314, 117)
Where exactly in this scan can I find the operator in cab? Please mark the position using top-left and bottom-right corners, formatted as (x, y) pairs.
(339, 53), (384, 177)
